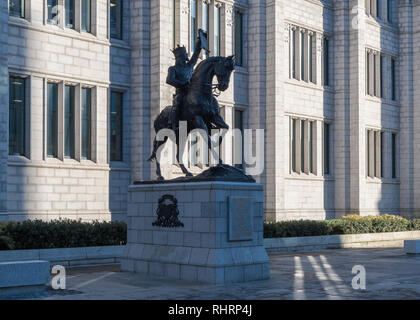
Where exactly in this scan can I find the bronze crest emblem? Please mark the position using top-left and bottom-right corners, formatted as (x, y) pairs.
(152, 194), (184, 228)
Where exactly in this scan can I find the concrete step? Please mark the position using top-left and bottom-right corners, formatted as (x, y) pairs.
(0, 260), (50, 288)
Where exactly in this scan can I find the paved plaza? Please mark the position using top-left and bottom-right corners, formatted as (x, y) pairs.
(3, 247), (417, 300)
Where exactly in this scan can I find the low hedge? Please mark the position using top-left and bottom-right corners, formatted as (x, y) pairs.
(264, 214), (420, 238)
(0, 219), (127, 250)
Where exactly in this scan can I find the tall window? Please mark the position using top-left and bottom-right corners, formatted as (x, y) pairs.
(9, 0), (25, 18)
(47, 0), (58, 25)
(110, 91), (123, 161)
(234, 11), (243, 66)
(391, 133), (397, 178)
(190, 0), (197, 52)
(391, 57), (396, 101)
(47, 83), (58, 158)
(300, 32), (305, 80)
(214, 5), (220, 56)
(324, 123), (330, 175)
(387, 0), (393, 23)
(323, 37), (329, 86)
(9, 76), (26, 156)
(366, 50), (382, 98)
(81, 88), (92, 160)
(110, 0), (123, 40)
(81, 0), (91, 33)
(64, 85), (75, 159)
(290, 117), (318, 174)
(65, 0), (75, 29)
(202, 2), (209, 58)
(233, 109), (244, 168)
(366, 129), (383, 178)
(291, 119), (296, 172)
(290, 28), (297, 79)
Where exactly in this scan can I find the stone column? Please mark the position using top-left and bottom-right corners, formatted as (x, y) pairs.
(264, 0), (285, 221)
(130, 0), (152, 182)
(0, 0), (8, 221)
(399, 0), (415, 218)
(411, 0), (420, 217)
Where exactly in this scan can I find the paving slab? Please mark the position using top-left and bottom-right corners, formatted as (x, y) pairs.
(3, 248), (419, 300)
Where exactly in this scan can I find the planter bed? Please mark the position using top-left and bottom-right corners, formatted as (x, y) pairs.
(264, 230), (420, 254)
(0, 245), (124, 267)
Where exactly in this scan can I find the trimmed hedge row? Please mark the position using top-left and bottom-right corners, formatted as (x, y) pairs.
(0, 219), (127, 250)
(1, 215), (419, 249)
(264, 214), (420, 238)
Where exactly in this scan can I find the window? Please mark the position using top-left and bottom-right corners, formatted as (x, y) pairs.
(366, 129), (383, 178)
(291, 119), (296, 172)
(64, 85), (75, 158)
(391, 133), (397, 178)
(81, 88), (92, 160)
(289, 26), (318, 84)
(9, 0), (24, 18)
(214, 5), (220, 56)
(323, 37), (329, 86)
(110, 0), (122, 39)
(233, 109), (244, 168)
(81, 0), (91, 33)
(387, 0), (393, 23)
(234, 11), (243, 66)
(47, 0), (58, 25)
(300, 32), (305, 80)
(190, 0), (197, 52)
(391, 57), (396, 101)
(202, 2), (209, 58)
(290, 118), (318, 174)
(65, 0), (75, 29)
(366, 50), (382, 98)
(47, 83), (58, 158)
(290, 28), (297, 79)
(110, 91), (123, 161)
(366, 0), (392, 22)
(324, 123), (330, 175)
(9, 76), (26, 156)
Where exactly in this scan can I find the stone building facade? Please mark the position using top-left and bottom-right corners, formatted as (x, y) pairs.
(0, 0), (419, 222)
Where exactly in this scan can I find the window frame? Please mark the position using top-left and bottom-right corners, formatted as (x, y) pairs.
(9, 0), (25, 19)
(47, 82), (59, 158)
(65, 0), (76, 29)
(110, 0), (123, 40)
(81, 87), (92, 160)
(81, 0), (92, 33)
(8, 75), (28, 158)
(110, 90), (124, 162)
(234, 10), (244, 67)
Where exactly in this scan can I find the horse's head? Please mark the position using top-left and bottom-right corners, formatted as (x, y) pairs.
(214, 56), (235, 91)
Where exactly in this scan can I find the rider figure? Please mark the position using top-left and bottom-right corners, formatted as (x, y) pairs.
(166, 30), (204, 131)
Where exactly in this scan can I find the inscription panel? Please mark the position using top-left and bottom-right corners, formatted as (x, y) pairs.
(228, 197), (253, 241)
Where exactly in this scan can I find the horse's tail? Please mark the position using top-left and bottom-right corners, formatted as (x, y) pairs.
(148, 106), (172, 162)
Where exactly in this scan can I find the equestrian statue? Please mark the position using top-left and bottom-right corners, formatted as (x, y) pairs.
(147, 29), (254, 183)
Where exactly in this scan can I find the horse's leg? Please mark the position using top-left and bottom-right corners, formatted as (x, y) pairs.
(193, 116), (220, 167)
(176, 131), (193, 177)
(154, 137), (168, 180)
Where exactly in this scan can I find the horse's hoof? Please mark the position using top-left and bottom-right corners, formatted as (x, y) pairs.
(185, 172), (193, 177)
(157, 176), (165, 181)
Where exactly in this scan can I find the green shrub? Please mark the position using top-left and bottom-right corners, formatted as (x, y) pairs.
(0, 235), (14, 250)
(0, 219), (127, 250)
(265, 214), (420, 238)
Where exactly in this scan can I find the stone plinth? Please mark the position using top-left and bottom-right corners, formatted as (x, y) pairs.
(121, 181), (269, 284)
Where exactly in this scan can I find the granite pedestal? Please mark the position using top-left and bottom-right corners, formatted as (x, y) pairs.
(121, 181), (269, 284)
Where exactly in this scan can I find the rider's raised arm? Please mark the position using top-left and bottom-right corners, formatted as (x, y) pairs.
(166, 67), (185, 88)
(188, 37), (202, 67)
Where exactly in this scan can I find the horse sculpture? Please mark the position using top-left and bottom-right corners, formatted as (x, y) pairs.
(148, 55), (235, 180)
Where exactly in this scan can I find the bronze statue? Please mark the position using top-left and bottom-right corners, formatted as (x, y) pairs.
(147, 29), (254, 183)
